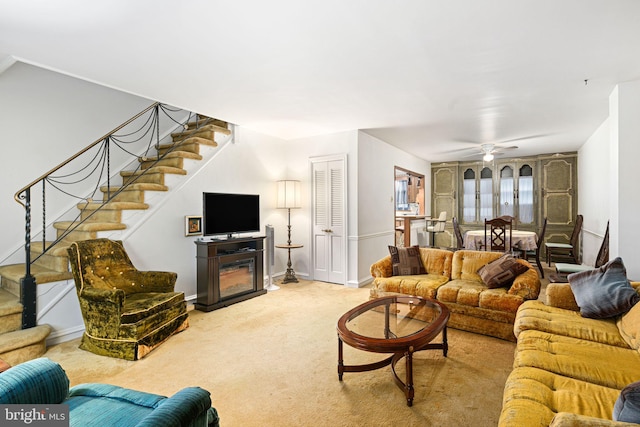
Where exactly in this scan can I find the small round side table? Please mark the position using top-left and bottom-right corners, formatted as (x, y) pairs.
(275, 244), (303, 283)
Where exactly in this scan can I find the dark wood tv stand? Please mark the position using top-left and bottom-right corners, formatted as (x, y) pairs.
(194, 236), (266, 312)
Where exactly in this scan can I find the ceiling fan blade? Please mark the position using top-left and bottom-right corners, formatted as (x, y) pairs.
(460, 151), (483, 158)
(493, 145), (518, 153)
(499, 134), (554, 144)
(434, 146), (478, 155)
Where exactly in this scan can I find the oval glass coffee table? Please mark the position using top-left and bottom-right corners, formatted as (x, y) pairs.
(336, 295), (450, 406)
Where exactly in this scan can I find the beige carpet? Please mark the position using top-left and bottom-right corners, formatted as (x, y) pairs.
(44, 280), (521, 427)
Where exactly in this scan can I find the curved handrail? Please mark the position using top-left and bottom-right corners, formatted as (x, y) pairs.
(14, 102), (160, 207)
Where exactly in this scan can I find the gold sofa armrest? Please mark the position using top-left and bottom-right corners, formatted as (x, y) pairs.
(78, 288), (125, 338)
(550, 412), (638, 427)
(508, 261), (541, 301)
(370, 256), (393, 278)
(80, 287), (126, 305)
(546, 281), (640, 312)
(546, 282), (580, 311)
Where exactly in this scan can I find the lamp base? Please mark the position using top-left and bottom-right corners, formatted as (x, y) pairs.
(281, 268), (299, 284)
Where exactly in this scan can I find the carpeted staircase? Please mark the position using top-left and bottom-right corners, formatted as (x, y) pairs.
(0, 116), (230, 366)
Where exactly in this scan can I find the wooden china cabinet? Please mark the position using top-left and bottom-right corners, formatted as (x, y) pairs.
(430, 152), (578, 252)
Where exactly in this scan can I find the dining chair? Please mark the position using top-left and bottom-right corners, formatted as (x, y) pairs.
(484, 217), (512, 252)
(452, 217), (464, 249)
(426, 211), (447, 246)
(513, 217), (547, 278)
(498, 215), (517, 229)
(554, 221), (609, 279)
(545, 214), (583, 266)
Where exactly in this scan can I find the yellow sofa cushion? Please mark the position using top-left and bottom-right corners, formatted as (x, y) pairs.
(499, 366), (620, 427)
(515, 300), (629, 347)
(514, 329), (640, 390)
(451, 250), (504, 281)
(371, 274), (449, 300)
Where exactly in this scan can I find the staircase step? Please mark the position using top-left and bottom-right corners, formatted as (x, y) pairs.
(54, 221), (127, 233)
(139, 151), (203, 168)
(29, 241), (69, 273)
(121, 171), (165, 186)
(77, 201), (150, 211)
(54, 221), (127, 241)
(0, 263), (72, 286)
(100, 183), (168, 203)
(171, 124), (230, 142)
(190, 117), (228, 130)
(140, 156), (184, 170)
(121, 166), (187, 179)
(156, 141), (201, 156)
(175, 136), (219, 148)
(0, 289), (22, 334)
(0, 325), (51, 366)
(77, 201), (149, 221)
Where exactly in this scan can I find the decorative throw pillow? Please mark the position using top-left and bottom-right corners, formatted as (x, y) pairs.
(569, 257), (639, 319)
(614, 380), (640, 422)
(477, 253), (529, 289)
(388, 245), (426, 276)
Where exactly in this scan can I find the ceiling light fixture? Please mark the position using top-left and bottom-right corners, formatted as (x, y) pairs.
(483, 153), (494, 162)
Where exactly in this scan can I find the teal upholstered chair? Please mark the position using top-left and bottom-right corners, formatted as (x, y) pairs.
(0, 358), (219, 426)
(67, 238), (189, 360)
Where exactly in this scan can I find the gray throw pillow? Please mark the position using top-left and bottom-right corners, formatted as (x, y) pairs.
(568, 257), (639, 319)
(388, 245), (426, 276)
(614, 380), (640, 422)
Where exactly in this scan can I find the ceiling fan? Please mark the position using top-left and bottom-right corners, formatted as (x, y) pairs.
(438, 134), (552, 161)
(470, 143), (518, 162)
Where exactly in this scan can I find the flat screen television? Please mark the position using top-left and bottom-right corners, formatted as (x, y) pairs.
(203, 192), (260, 238)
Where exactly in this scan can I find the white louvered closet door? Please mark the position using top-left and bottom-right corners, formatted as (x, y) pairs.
(311, 157), (346, 284)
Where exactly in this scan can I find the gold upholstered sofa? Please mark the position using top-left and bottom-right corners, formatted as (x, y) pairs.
(370, 248), (541, 341)
(499, 268), (640, 426)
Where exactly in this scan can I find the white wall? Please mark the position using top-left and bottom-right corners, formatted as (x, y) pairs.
(577, 118), (610, 265)
(276, 130), (359, 285)
(579, 80), (640, 280)
(609, 81), (640, 280)
(356, 131), (430, 285)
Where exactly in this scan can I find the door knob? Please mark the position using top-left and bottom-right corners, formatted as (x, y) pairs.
(322, 229), (333, 233)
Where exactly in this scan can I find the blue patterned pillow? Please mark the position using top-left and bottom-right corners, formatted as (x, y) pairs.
(614, 380), (640, 422)
(568, 257), (639, 319)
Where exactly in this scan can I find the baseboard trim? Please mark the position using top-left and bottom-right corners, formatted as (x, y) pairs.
(46, 325), (85, 346)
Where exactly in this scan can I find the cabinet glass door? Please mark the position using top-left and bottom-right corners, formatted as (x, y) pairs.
(499, 165), (515, 217)
(462, 165), (493, 224)
(518, 164), (534, 224)
(479, 167), (493, 221)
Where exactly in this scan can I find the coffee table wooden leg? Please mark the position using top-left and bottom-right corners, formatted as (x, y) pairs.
(405, 348), (414, 407)
(443, 326), (448, 357)
(338, 337), (344, 381)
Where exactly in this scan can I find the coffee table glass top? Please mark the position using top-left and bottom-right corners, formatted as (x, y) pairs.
(344, 296), (444, 340)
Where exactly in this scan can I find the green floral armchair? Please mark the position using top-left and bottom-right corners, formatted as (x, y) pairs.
(67, 238), (189, 360)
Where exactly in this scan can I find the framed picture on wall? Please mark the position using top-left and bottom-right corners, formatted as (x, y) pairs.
(185, 216), (202, 236)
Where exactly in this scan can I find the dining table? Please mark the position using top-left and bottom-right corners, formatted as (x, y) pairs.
(463, 229), (538, 251)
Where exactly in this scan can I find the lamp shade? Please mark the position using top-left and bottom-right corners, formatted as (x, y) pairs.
(277, 180), (301, 209)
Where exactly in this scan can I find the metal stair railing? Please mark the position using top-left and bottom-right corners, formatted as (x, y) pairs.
(13, 102), (212, 328)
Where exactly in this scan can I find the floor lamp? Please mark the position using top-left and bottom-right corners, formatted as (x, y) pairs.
(277, 180), (301, 283)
